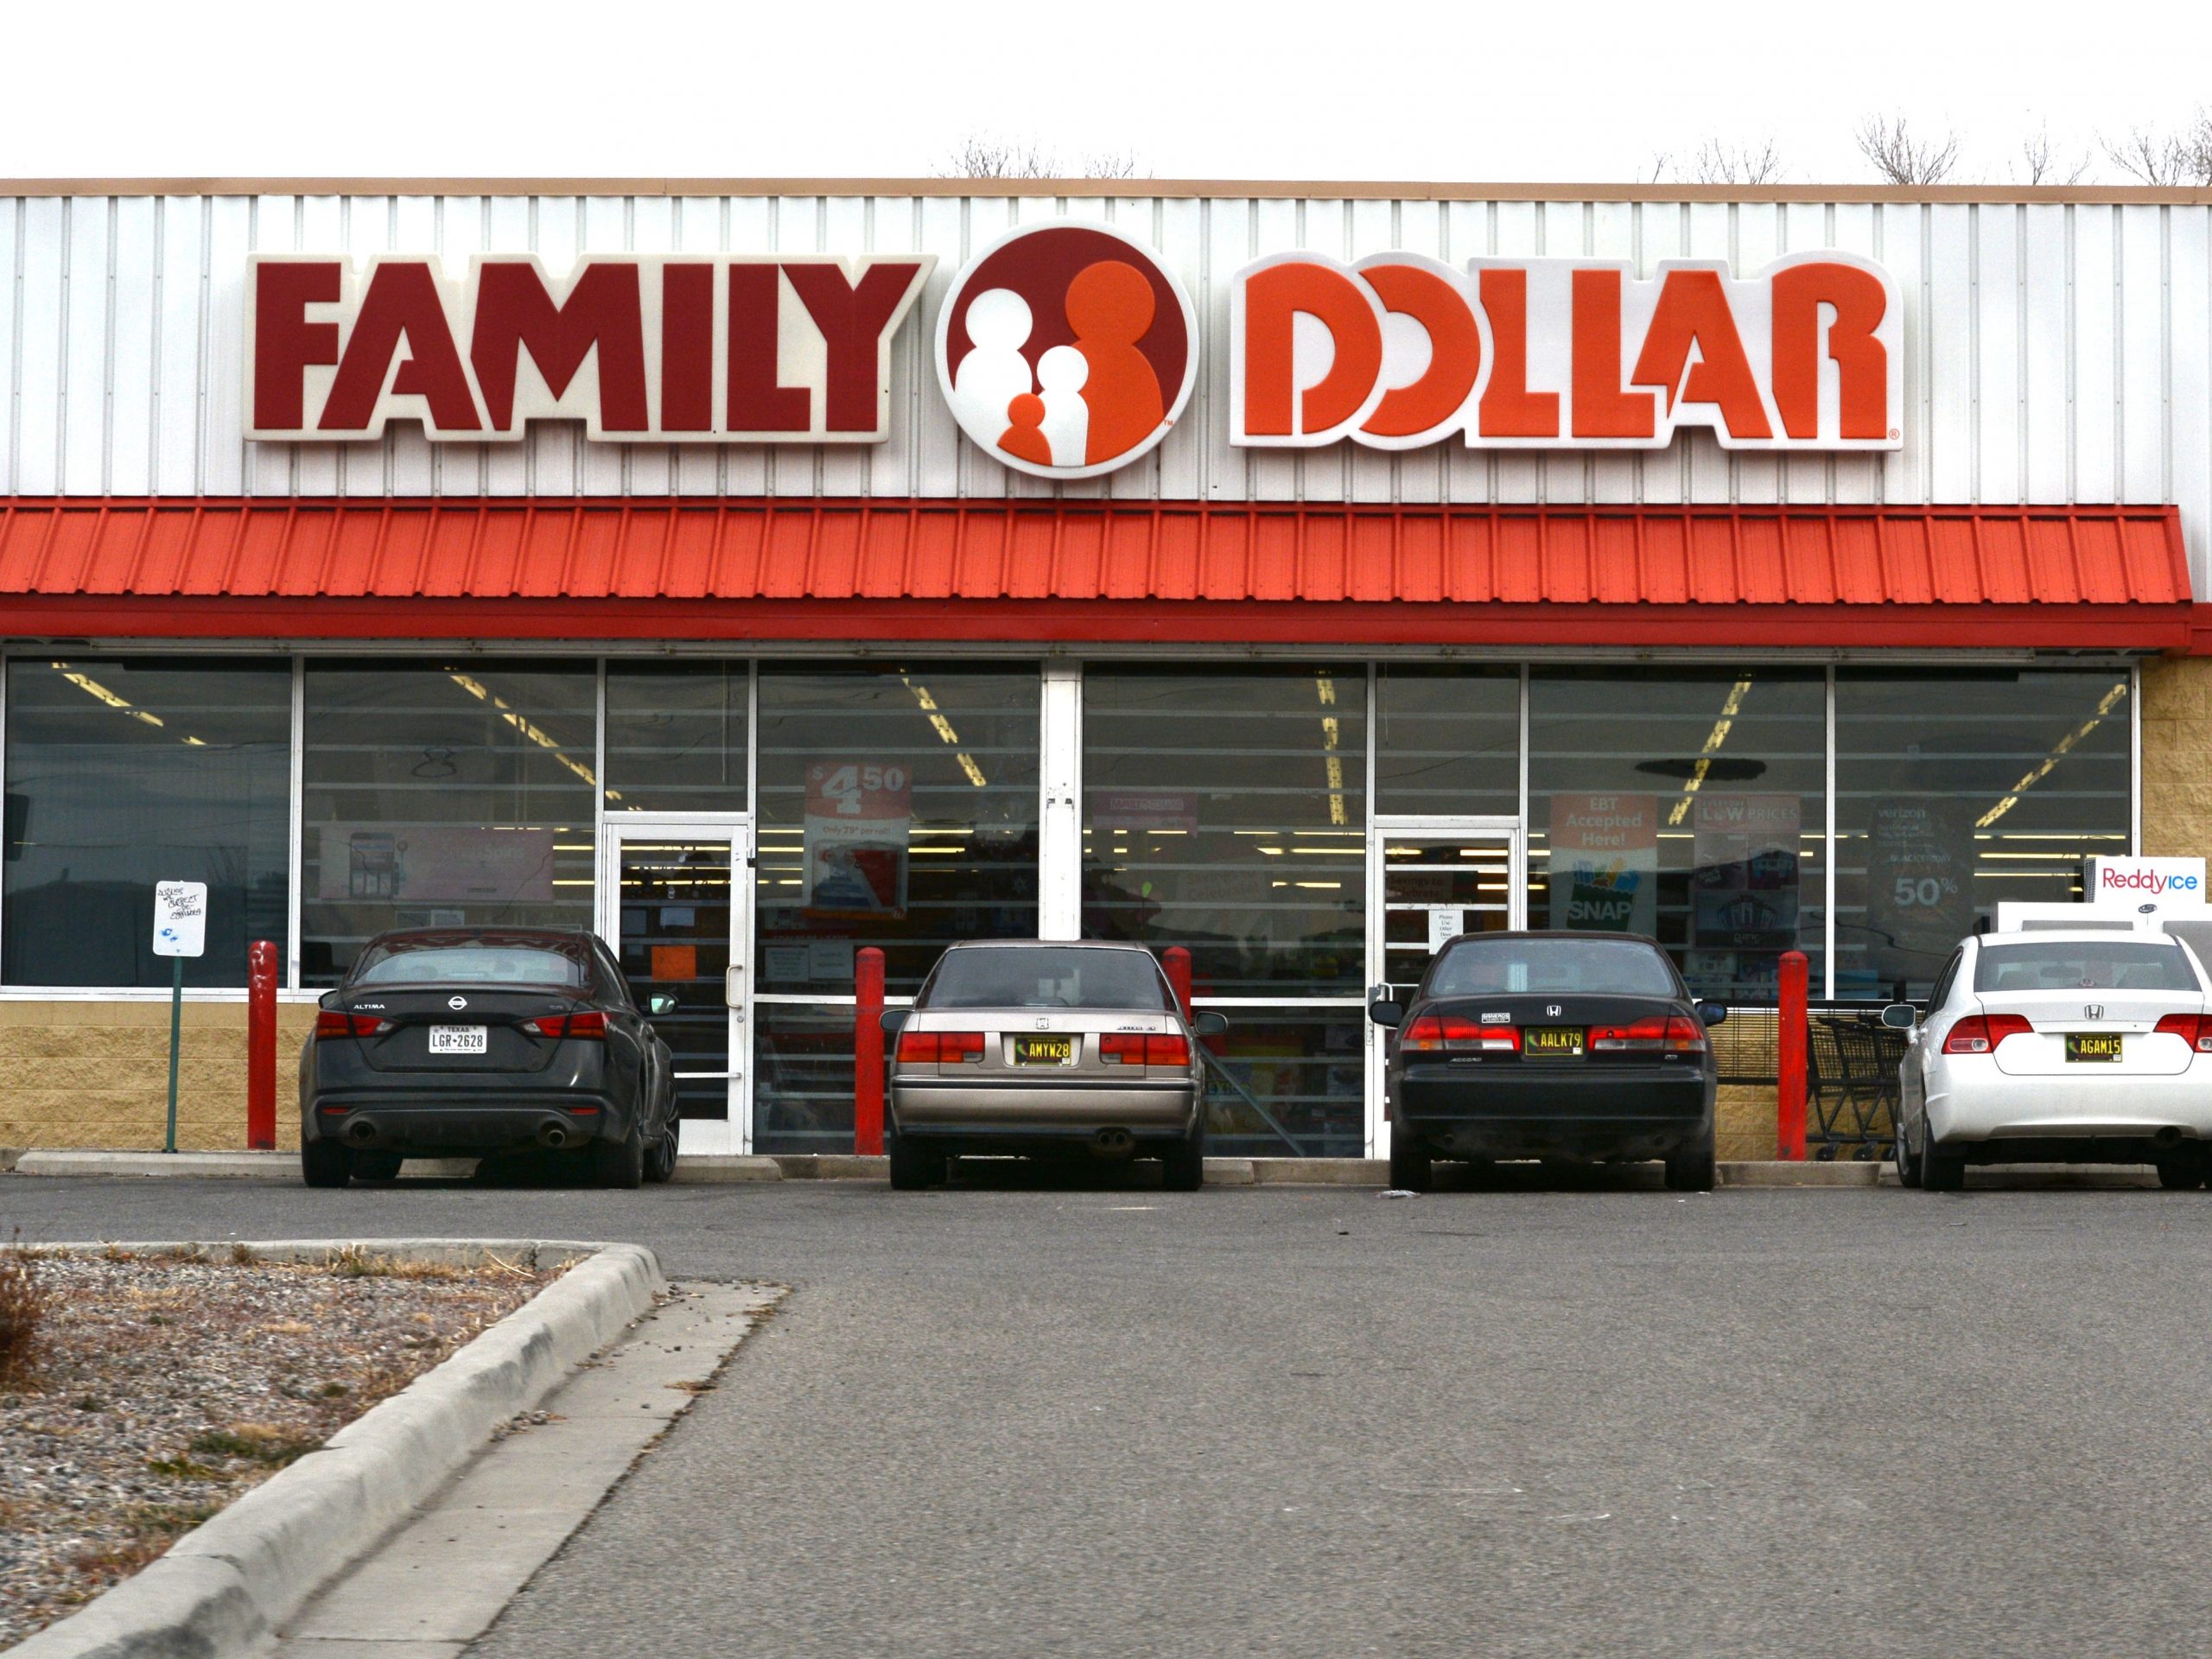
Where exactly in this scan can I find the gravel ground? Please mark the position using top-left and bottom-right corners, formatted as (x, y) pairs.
(0, 1246), (547, 1646)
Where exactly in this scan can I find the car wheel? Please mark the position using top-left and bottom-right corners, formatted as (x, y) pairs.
(1664, 1136), (1717, 1192)
(302, 1139), (352, 1188)
(1923, 1143), (1967, 1192)
(348, 1149), (404, 1182)
(1388, 1133), (1433, 1192)
(591, 1122), (645, 1190)
(888, 1131), (938, 1191)
(2155, 1150), (2208, 1190)
(645, 1126), (679, 1184)
(1895, 1119), (1924, 1188)
(1161, 1120), (1205, 1192)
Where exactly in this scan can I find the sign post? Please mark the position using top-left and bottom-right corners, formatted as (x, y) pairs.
(151, 882), (208, 1154)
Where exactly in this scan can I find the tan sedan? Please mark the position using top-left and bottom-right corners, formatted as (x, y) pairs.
(881, 940), (1228, 1191)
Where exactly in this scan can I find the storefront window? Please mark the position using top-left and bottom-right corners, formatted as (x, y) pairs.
(1529, 667), (1826, 1004)
(3, 658), (290, 988)
(605, 661), (748, 813)
(1375, 664), (1519, 816)
(1834, 668), (2132, 1001)
(298, 661), (597, 985)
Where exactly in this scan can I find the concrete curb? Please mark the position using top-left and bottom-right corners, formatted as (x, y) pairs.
(9, 1237), (665, 1659)
(1720, 1160), (1884, 1186)
(12, 1149), (301, 1180)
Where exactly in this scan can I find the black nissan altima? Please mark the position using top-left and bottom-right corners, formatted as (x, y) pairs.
(300, 927), (677, 1189)
(1369, 931), (1725, 1192)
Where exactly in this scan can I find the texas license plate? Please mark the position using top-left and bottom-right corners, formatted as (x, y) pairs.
(429, 1025), (488, 1055)
(1522, 1027), (1586, 1059)
(2065, 1032), (2121, 1063)
(1013, 1036), (1074, 1065)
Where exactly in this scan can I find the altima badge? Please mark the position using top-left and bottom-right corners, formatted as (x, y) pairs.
(448, 995), (468, 1011)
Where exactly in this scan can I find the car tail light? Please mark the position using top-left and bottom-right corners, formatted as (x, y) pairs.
(526, 1010), (607, 1040)
(315, 1011), (391, 1039)
(897, 1029), (984, 1064)
(1586, 1016), (1704, 1053)
(1942, 1013), (2034, 1055)
(2155, 1013), (2212, 1052)
(1402, 1015), (1514, 1052)
(1103, 1033), (1191, 1065)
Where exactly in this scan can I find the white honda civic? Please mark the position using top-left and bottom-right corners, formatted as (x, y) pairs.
(1887, 929), (2212, 1191)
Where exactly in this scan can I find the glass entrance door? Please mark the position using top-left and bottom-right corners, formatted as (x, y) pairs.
(600, 819), (752, 1155)
(1366, 817), (1524, 1155)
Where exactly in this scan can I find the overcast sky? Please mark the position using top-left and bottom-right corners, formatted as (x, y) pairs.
(9, 0), (2209, 185)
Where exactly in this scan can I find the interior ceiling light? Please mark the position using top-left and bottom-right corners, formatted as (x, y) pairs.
(1976, 680), (2129, 830)
(447, 671), (615, 798)
(52, 660), (211, 747)
(903, 675), (988, 787)
(1666, 676), (1755, 826)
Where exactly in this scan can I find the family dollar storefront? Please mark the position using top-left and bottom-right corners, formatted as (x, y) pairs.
(1, 179), (2206, 1161)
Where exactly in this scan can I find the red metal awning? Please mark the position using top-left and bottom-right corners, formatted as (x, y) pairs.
(0, 498), (2192, 649)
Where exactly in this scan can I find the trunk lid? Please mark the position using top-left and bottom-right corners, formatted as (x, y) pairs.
(339, 987), (585, 1074)
(1984, 992), (2202, 1077)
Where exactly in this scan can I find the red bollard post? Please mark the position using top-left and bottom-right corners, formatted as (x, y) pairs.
(1162, 945), (1193, 1023)
(246, 939), (278, 1151)
(854, 947), (886, 1155)
(1777, 949), (1808, 1161)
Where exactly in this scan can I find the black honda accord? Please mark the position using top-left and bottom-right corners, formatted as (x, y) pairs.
(300, 927), (677, 1189)
(1369, 931), (1725, 1191)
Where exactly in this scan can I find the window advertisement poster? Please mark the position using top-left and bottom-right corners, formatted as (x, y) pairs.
(1863, 798), (1978, 993)
(801, 762), (912, 917)
(314, 824), (555, 904)
(1547, 794), (1657, 933)
(1693, 794), (1802, 949)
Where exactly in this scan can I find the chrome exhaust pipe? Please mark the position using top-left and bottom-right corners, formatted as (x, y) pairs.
(345, 1118), (378, 1147)
(1090, 1127), (1135, 1159)
(2154, 1126), (2185, 1150)
(538, 1118), (570, 1150)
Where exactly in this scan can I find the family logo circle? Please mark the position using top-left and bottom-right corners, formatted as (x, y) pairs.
(935, 222), (1198, 480)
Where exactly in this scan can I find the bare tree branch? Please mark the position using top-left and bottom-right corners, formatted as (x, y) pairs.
(2104, 111), (2212, 186)
(2016, 124), (2088, 186)
(1690, 137), (1783, 186)
(1855, 114), (1961, 184)
(934, 135), (1148, 181)
(1643, 151), (1672, 185)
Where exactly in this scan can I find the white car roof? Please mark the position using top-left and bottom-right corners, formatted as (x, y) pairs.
(1974, 930), (2187, 947)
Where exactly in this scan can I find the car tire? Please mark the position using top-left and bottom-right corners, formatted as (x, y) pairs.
(888, 1131), (938, 1191)
(1389, 1133), (1433, 1192)
(645, 1126), (679, 1184)
(1895, 1122), (1924, 1189)
(1161, 1120), (1205, 1192)
(348, 1149), (404, 1182)
(302, 1140), (351, 1189)
(1923, 1143), (1967, 1192)
(1663, 1137), (1717, 1192)
(592, 1122), (645, 1190)
(2155, 1150), (2208, 1190)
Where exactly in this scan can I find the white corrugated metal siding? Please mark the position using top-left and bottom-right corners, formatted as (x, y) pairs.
(3, 191), (2209, 589)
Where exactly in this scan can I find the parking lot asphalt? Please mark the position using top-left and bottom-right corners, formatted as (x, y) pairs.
(5, 1166), (2210, 1658)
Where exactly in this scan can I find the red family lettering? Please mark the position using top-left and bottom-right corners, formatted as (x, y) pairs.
(246, 254), (936, 442)
(1229, 251), (1901, 452)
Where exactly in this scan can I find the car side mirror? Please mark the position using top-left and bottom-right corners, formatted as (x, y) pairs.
(1368, 999), (1403, 1028)
(1192, 1010), (1229, 1038)
(1879, 1002), (1918, 1030)
(879, 1008), (910, 1037)
(1696, 1001), (1728, 1027)
(647, 993), (678, 1017)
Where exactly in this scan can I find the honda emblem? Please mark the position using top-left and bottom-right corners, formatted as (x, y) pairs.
(1035, 1016), (1050, 1030)
(1547, 1004), (1562, 1018)
(2084, 1003), (2103, 1020)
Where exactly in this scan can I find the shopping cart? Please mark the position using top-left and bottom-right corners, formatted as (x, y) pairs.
(1808, 1012), (1903, 1160)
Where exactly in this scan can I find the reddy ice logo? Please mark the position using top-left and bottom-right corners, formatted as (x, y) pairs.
(934, 223), (1198, 480)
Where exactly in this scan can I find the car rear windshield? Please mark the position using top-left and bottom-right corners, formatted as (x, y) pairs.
(350, 939), (590, 988)
(1974, 941), (2200, 993)
(1427, 937), (1679, 999)
(922, 947), (1173, 1011)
